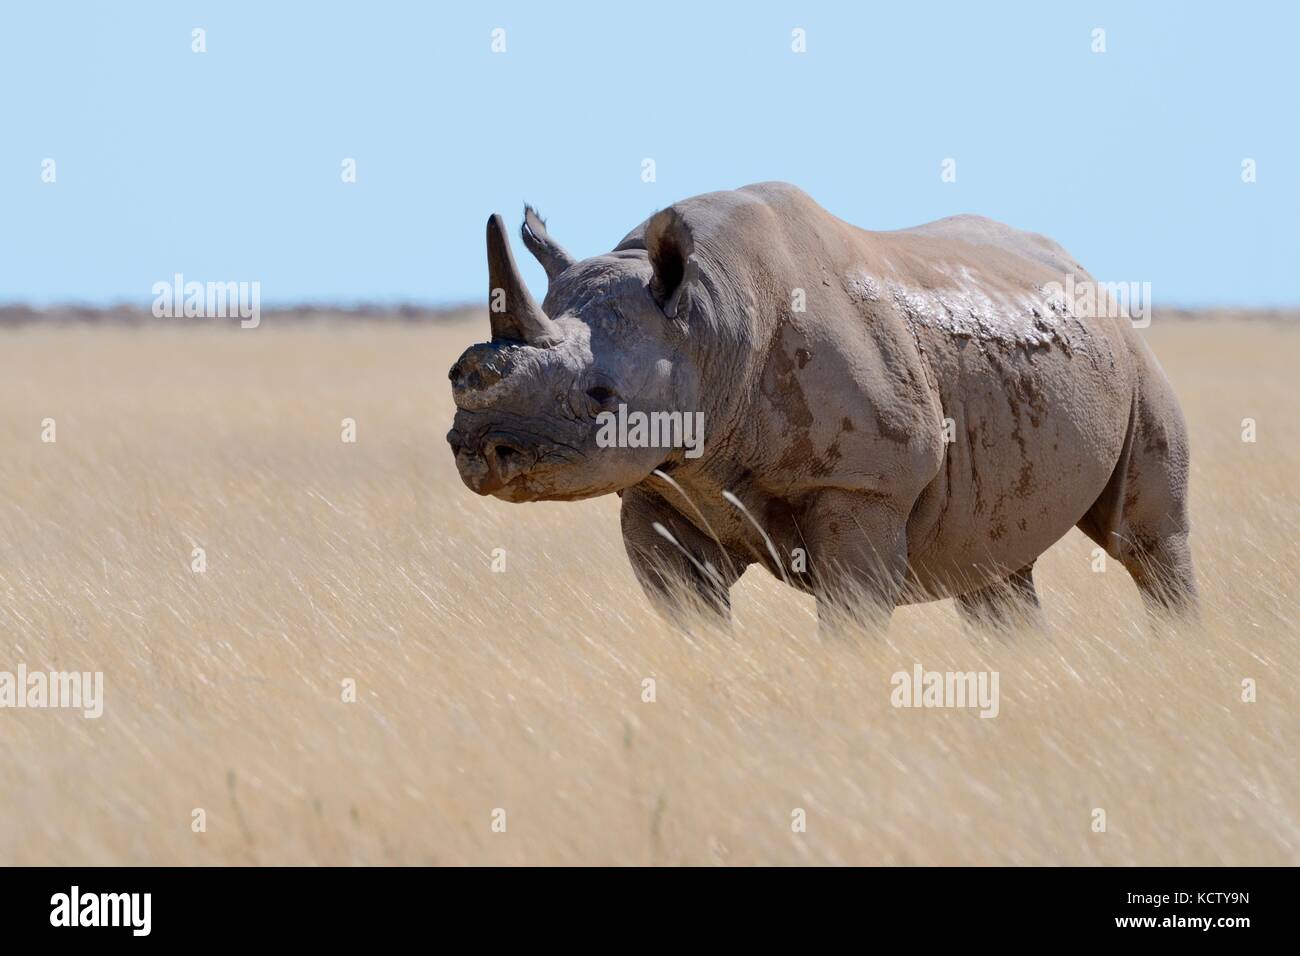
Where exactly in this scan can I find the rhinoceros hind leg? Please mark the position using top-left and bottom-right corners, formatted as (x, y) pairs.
(1076, 378), (1199, 621)
(954, 564), (1044, 630)
(1118, 531), (1199, 619)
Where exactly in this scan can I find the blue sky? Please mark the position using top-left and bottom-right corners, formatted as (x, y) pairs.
(1, 1), (1295, 306)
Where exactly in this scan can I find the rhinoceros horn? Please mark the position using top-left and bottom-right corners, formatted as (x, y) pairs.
(520, 205), (576, 282)
(486, 213), (562, 346)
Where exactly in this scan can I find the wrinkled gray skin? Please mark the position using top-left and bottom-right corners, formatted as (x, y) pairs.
(448, 183), (1197, 630)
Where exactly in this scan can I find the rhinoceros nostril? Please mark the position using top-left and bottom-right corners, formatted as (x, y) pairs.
(483, 436), (531, 482)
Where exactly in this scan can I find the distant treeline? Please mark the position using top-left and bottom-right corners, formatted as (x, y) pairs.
(0, 304), (1295, 326)
(0, 304), (484, 325)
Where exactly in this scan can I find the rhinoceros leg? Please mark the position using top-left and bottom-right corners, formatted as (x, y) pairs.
(1076, 370), (1200, 620)
(620, 486), (748, 627)
(1117, 532), (1199, 618)
(954, 564), (1044, 630)
(801, 490), (910, 633)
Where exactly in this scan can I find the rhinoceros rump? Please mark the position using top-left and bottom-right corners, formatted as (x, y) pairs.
(447, 183), (1197, 629)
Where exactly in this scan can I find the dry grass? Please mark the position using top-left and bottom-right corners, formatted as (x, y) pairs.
(0, 316), (1296, 865)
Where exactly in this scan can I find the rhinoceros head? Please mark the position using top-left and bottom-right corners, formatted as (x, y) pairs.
(447, 207), (702, 502)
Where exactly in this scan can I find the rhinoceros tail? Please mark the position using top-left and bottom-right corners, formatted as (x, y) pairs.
(1076, 387), (1138, 560)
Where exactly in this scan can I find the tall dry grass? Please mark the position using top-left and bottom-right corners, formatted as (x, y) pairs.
(0, 317), (1295, 865)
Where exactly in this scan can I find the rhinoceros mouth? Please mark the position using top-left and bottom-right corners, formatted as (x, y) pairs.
(447, 426), (584, 498)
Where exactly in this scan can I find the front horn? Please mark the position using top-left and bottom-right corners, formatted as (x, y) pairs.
(486, 213), (562, 346)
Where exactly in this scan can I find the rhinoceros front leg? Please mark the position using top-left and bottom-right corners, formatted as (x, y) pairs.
(954, 563), (1045, 630)
(620, 486), (747, 628)
(801, 489), (910, 633)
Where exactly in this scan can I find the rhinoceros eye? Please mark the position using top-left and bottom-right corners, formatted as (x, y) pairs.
(586, 385), (617, 406)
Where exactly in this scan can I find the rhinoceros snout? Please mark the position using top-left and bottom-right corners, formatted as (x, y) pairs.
(449, 428), (537, 495)
(449, 346), (514, 412)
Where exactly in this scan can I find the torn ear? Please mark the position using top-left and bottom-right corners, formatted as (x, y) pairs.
(646, 207), (699, 322)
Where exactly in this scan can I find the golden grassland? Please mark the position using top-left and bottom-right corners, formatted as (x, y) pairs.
(0, 316), (1296, 865)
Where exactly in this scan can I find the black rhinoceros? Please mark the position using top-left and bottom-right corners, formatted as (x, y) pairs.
(447, 182), (1196, 629)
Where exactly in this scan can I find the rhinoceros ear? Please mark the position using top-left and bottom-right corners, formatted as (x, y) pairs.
(646, 207), (699, 323)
